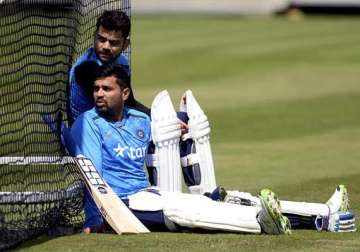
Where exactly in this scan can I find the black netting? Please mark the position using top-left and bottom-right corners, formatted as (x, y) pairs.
(0, 0), (130, 250)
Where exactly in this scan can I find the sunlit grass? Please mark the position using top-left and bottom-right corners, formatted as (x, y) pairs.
(17, 15), (360, 251)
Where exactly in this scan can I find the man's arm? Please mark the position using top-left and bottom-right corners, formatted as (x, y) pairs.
(68, 49), (99, 124)
(71, 114), (104, 229)
(71, 114), (102, 171)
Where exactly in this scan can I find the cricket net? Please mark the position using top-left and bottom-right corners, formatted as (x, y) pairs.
(0, 0), (130, 249)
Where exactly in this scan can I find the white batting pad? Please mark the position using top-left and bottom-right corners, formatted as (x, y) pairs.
(151, 90), (182, 192)
(180, 90), (216, 194)
(162, 191), (261, 233)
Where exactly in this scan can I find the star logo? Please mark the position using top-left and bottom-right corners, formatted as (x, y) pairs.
(113, 144), (127, 157)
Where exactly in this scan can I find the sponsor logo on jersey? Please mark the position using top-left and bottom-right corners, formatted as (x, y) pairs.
(113, 143), (146, 160)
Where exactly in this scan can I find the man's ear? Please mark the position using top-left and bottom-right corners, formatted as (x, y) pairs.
(123, 38), (130, 51)
(123, 87), (130, 101)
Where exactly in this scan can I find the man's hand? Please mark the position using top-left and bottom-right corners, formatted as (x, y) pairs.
(179, 120), (188, 135)
(83, 222), (111, 234)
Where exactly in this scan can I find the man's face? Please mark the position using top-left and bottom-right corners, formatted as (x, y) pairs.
(94, 26), (128, 62)
(94, 75), (129, 121)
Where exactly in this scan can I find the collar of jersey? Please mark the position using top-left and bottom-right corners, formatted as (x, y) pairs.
(110, 106), (129, 128)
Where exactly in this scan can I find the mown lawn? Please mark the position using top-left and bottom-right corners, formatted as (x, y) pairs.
(17, 15), (360, 251)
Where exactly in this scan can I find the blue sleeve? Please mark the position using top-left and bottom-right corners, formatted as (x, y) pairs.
(116, 54), (131, 75)
(68, 49), (97, 122)
(70, 114), (103, 174)
(70, 113), (104, 228)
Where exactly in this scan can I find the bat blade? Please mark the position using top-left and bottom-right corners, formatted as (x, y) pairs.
(74, 156), (150, 234)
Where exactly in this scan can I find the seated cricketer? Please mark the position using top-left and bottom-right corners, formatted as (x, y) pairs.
(70, 63), (293, 235)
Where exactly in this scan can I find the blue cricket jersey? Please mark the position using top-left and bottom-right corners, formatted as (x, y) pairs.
(71, 106), (150, 227)
(69, 48), (129, 122)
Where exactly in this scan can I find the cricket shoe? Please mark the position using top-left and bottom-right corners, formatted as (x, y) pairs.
(326, 185), (349, 214)
(257, 189), (291, 235)
(315, 210), (357, 232)
(316, 184), (356, 232)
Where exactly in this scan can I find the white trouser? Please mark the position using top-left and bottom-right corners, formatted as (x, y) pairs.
(226, 190), (329, 216)
(128, 189), (261, 233)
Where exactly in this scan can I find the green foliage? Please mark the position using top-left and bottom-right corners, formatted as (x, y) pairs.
(18, 15), (360, 251)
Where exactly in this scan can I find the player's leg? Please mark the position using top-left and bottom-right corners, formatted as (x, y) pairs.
(147, 90), (182, 192)
(258, 189), (291, 234)
(225, 185), (356, 232)
(161, 191), (260, 233)
(127, 188), (290, 234)
(146, 89), (218, 194)
(127, 189), (178, 231)
(148, 90), (355, 232)
(178, 90), (217, 194)
(161, 189), (290, 234)
(164, 90), (355, 232)
(129, 188), (251, 232)
(82, 190), (106, 233)
(313, 185), (356, 232)
(81, 189), (172, 233)
(326, 184), (349, 213)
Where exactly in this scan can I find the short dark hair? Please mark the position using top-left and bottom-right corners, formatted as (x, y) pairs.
(94, 63), (130, 89)
(96, 10), (131, 38)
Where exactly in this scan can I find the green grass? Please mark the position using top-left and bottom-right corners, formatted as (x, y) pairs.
(17, 15), (360, 251)
(15, 231), (360, 252)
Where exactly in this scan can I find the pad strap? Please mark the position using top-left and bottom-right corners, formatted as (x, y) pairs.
(146, 153), (158, 167)
(180, 153), (199, 167)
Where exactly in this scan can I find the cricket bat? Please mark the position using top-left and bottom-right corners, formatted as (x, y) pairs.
(74, 155), (150, 234)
